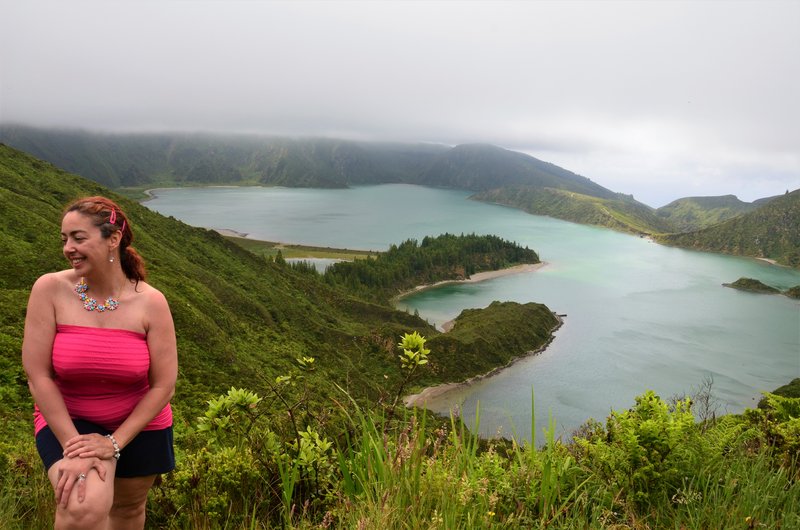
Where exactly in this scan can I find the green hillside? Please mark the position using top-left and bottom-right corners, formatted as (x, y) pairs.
(657, 189), (800, 268)
(655, 194), (762, 232)
(473, 186), (675, 235)
(0, 126), (618, 199)
(415, 143), (618, 196)
(2, 145), (799, 530)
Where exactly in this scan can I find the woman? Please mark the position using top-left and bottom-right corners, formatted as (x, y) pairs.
(22, 196), (177, 530)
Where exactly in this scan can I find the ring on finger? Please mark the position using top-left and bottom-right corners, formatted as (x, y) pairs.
(78, 473), (86, 481)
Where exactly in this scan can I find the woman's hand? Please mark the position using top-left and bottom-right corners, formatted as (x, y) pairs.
(63, 432), (117, 461)
(53, 455), (107, 507)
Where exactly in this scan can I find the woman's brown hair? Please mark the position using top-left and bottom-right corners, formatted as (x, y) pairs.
(64, 196), (147, 283)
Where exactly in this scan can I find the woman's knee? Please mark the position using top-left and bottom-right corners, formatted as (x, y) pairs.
(55, 500), (110, 529)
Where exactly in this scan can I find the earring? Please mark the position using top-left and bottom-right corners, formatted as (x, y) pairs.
(109, 252), (115, 263)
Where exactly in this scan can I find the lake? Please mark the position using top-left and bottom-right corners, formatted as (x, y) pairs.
(146, 184), (800, 442)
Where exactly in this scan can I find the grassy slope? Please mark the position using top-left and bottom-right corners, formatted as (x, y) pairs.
(655, 194), (761, 232)
(657, 189), (800, 268)
(222, 235), (377, 260)
(473, 186), (675, 235)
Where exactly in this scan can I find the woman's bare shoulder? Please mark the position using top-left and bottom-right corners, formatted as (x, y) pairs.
(134, 281), (169, 307)
(31, 270), (79, 293)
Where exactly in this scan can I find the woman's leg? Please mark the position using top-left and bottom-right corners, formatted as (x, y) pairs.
(109, 475), (157, 530)
(47, 458), (116, 530)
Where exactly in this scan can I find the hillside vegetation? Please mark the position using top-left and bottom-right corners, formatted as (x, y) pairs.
(0, 126), (614, 198)
(427, 301), (559, 384)
(657, 189), (800, 268)
(1, 147), (799, 528)
(655, 195), (761, 232)
(474, 186), (675, 235)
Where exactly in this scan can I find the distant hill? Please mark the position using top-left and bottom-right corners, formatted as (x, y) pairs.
(473, 186), (675, 235)
(4, 125), (795, 264)
(0, 125), (619, 199)
(657, 189), (800, 268)
(415, 143), (618, 197)
(655, 195), (764, 232)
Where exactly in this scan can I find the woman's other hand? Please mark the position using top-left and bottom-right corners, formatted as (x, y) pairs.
(63, 432), (118, 461)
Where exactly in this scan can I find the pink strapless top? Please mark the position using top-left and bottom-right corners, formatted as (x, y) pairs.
(33, 324), (172, 435)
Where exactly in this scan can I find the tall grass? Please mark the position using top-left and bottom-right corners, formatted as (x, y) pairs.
(2, 390), (798, 529)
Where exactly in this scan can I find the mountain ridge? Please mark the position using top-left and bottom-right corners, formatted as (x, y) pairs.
(0, 124), (618, 198)
(1, 125), (794, 265)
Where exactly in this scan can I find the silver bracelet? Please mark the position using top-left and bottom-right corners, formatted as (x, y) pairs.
(105, 434), (121, 460)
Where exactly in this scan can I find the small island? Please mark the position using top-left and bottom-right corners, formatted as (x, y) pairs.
(723, 278), (800, 298)
(723, 278), (781, 294)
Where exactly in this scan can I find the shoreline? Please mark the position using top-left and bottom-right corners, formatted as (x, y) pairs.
(214, 228), (250, 238)
(392, 262), (547, 304)
(404, 314), (564, 408)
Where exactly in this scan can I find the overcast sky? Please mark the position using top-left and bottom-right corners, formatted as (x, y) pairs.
(1, 0), (798, 207)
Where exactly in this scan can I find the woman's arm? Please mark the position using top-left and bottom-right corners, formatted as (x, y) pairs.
(23, 274), (108, 506)
(114, 287), (177, 448)
(22, 274), (80, 446)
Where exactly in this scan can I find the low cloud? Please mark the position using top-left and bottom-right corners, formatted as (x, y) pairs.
(1, 0), (797, 206)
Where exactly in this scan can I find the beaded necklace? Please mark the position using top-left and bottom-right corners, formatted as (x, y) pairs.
(75, 278), (120, 312)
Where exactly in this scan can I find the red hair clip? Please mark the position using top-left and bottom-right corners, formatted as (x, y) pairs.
(109, 209), (117, 225)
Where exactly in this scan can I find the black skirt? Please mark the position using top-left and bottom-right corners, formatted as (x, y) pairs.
(36, 418), (175, 478)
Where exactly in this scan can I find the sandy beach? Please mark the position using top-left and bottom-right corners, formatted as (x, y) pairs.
(394, 262), (547, 332)
(393, 262), (547, 303)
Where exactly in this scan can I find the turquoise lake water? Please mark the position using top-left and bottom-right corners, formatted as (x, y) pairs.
(146, 184), (800, 442)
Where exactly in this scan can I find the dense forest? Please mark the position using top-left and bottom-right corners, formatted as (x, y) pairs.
(318, 233), (539, 302)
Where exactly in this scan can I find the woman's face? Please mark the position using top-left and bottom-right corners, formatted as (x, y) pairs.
(61, 211), (112, 274)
